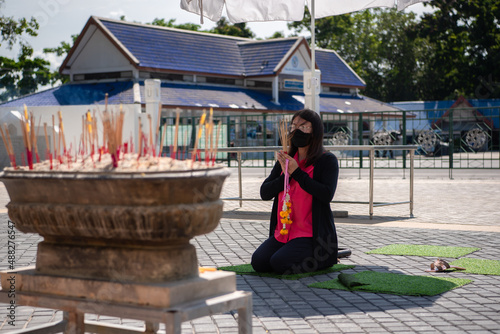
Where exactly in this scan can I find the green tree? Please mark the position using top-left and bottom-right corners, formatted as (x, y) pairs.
(0, 3), (38, 49)
(418, 0), (500, 100)
(151, 16), (255, 38)
(268, 31), (286, 39)
(0, 43), (52, 101)
(150, 18), (202, 31)
(0, 0), (55, 102)
(288, 8), (424, 102)
(210, 17), (255, 38)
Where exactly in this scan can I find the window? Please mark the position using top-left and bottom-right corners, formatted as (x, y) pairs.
(73, 71), (133, 81)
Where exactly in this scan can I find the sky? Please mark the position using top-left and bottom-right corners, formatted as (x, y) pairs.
(1, 0), (431, 71)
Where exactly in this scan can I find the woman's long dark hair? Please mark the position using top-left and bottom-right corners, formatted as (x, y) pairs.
(288, 109), (324, 167)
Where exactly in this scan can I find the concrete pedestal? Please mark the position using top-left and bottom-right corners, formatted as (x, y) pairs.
(0, 268), (252, 334)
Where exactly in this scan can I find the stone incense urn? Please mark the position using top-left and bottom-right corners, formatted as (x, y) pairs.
(0, 167), (229, 283)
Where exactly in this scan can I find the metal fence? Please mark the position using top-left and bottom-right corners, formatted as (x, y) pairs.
(160, 106), (500, 170)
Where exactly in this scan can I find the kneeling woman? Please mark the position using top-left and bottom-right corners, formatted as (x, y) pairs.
(251, 109), (339, 275)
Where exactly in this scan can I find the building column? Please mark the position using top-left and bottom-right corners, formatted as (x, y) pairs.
(272, 76), (280, 105)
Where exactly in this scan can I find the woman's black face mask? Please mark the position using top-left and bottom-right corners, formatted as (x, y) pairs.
(291, 129), (312, 148)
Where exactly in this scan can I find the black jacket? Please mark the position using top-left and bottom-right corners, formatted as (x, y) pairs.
(260, 151), (339, 268)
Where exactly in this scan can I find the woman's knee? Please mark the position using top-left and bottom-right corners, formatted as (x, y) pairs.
(251, 252), (271, 273)
(251, 237), (283, 273)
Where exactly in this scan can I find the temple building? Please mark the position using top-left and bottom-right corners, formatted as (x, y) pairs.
(0, 16), (401, 168)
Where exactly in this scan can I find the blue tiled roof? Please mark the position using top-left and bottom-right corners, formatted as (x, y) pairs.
(159, 83), (273, 110)
(1, 81), (397, 113)
(316, 49), (365, 88)
(0, 82), (135, 107)
(100, 19), (246, 76)
(94, 18), (367, 87)
(238, 39), (298, 76)
(161, 84), (398, 112)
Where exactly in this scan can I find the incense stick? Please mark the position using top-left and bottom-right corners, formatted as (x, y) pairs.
(52, 115), (58, 163)
(206, 108), (213, 165)
(58, 111), (66, 154)
(137, 116), (143, 158)
(33, 114), (41, 163)
(81, 115), (86, 156)
(43, 122), (53, 169)
(191, 110), (206, 163)
(160, 120), (167, 157)
(279, 119), (289, 153)
(117, 105), (124, 155)
(0, 125), (10, 154)
(93, 110), (98, 153)
(86, 111), (93, 155)
(5, 126), (15, 158)
(19, 111), (33, 169)
(212, 122), (221, 166)
(183, 130), (188, 160)
(43, 123), (50, 153)
(155, 103), (162, 156)
(147, 114), (153, 156)
(0, 124), (15, 167)
(173, 108), (180, 159)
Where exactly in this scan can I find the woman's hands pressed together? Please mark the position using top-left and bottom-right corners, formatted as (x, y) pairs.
(277, 151), (298, 175)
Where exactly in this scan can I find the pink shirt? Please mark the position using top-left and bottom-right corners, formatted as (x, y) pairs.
(274, 153), (315, 243)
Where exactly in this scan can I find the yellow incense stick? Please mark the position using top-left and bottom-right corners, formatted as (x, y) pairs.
(5, 124), (15, 155)
(58, 111), (66, 153)
(24, 105), (30, 133)
(147, 114), (153, 151)
(86, 111), (93, 151)
(191, 111), (206, 162)
(0, 124), (11, 156)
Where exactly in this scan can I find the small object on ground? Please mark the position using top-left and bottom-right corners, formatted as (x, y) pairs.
(199, 267), (217, 273)
(338, 248), (352, 258)
(426, 258), (466, 272)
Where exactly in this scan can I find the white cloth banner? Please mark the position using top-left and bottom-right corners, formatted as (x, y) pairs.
(180, 0), (429, 23)
(181, 0), (305, 23)
(312, 0), (394, 18)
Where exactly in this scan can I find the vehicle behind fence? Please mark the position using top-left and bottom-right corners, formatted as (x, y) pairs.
(160, 106), (499, 170)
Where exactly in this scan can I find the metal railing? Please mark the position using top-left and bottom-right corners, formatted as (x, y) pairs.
(217, 145), (418, 218)
(160, 107), (499, 173)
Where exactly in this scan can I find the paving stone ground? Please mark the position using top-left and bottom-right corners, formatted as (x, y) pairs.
(0, 167), (499, 333)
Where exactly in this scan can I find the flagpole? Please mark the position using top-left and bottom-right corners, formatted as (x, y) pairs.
(310, 0), (316, 112)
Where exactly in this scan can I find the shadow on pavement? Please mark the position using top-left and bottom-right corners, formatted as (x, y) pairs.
(243, 265), (439, 319)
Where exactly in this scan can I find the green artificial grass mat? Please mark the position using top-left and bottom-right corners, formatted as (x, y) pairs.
(450, 258), (500, 276)
(309, 271), (473, 296)
(217, 263), (355, 280)
(366, 244), (480, 258)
